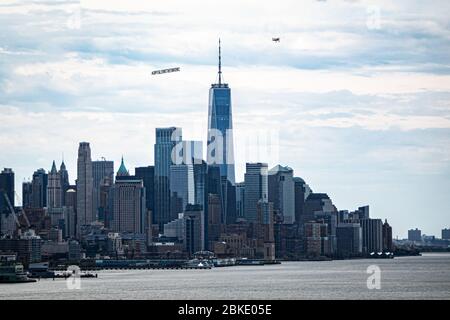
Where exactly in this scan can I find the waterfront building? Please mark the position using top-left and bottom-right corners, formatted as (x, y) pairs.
(360, 218), (383, 254)
(442, 228), (450, 240)
(336, 223), (362, 257)
(382, 219), (393, 251)
(0, 230), (42, 267)
(408, 228), (422, 242)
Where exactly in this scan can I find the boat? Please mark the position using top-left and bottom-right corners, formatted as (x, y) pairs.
(0, 255), (36, 283)
(185, 259), (212, 269)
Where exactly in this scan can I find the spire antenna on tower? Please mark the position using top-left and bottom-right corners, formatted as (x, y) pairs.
(218, 38), (222, 85)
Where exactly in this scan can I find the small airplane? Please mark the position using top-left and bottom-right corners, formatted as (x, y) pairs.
(272, 37), (280, 42)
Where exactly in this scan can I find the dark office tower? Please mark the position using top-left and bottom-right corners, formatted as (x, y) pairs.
(22, 181), (32, 209)
(154, 127), (182, 230)
(382, 219), (393, 251)
(92, 159), (114, 217)
(0, 168), (15, 237)
(31, 168), (48, 208)
(0, 168), (15, 214)
(76, 142), (94, 237)
(64, 188), (77, 239)
(293, 177), (311, 224)
(184, 204), (205, 256)
(193, 160), (207, 209)
(207, 40), (236, 225)
(59, 160), (70, 206)
(244, 163), (268, 223)
(135, 166), (155, 219)
(98, 177), (113, 226)
(355, 206), (369, 220)
(302, 193), (335, 225)
(336, 223), (362, 258)
(206, 165), (224, 224)
(207, 193), (222, 248)
(236, 182), (245, 219)
(224, 181), (236, 225)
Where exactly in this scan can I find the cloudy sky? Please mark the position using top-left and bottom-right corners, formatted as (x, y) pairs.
(1, 0), (449, 238)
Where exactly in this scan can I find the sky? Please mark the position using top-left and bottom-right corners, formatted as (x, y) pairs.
(1, 0), (449, 238)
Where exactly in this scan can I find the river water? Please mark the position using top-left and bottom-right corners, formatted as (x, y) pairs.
(1, 253), (449, 299)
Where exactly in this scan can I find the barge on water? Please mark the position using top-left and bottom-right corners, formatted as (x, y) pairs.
(28, 262), (98, 279)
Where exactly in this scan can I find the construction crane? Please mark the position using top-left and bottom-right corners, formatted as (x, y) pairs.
(2, 191), (20, 235)
(14, 191), (30, 228)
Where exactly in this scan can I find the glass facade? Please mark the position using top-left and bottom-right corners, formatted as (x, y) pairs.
(207, 84), (235, 185)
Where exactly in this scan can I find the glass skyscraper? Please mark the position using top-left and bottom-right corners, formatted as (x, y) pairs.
(154, 127), (182, 230)
(207, 39), (237, 224)
(207, 39), (235, 185)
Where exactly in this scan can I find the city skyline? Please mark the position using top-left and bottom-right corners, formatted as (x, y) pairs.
(1, 0), (450, 239)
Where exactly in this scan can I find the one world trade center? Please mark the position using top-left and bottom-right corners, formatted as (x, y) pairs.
(207, 39), (236, 224)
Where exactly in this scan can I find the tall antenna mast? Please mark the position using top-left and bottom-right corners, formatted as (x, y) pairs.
(218, 38), (222, 85)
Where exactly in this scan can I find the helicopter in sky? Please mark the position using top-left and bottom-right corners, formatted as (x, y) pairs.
(272, 37), (280, 42)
